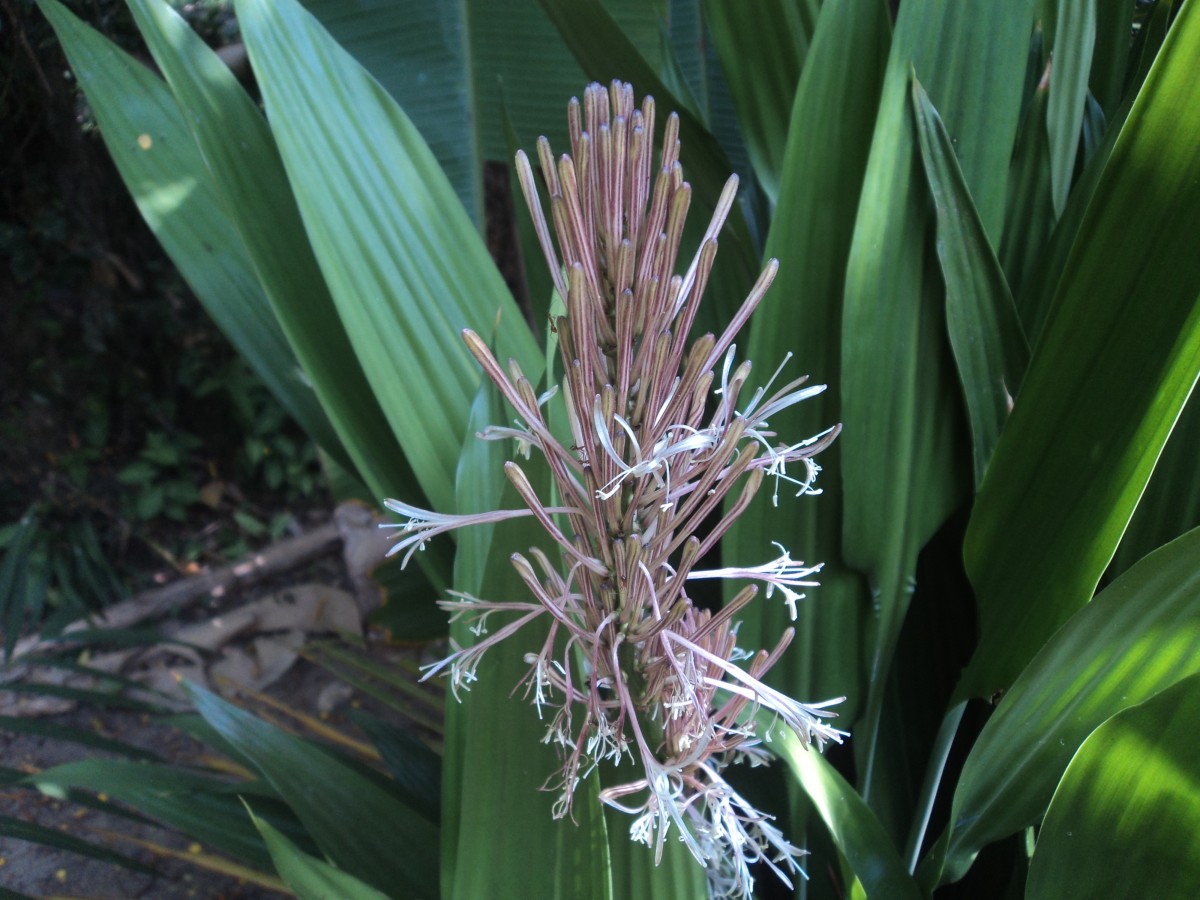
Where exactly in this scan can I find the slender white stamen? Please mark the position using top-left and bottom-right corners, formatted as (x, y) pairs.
(688, 544), (822, 620)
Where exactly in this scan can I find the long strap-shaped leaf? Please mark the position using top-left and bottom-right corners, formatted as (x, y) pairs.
(535, 0), (761, 331)
(777, 732), (922, 900)
(724, 0), (891, 727)
(927, 525), (1200, 885)
(186, 683), (439, 898)
(121, 0), (435, 521)
(703, 0), (817, 204)
(1025, 673), (1200, 899)
(957, 1), (1200, 701)
(233, 0), (542, 515)
(839, 0), (1034, 812)
(912, 76), (1031, 486)
(1046, 0), (1097, 217)
(34, 0), (346, 478)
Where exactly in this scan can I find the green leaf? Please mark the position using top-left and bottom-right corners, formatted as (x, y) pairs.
(439, 465), (616, 899)
(838, 0), (1034, 821)
(999, 85), (1055, 302)
(186, 682), (439, 898)
(1026, 673), (1200, 900)
(724, 0), (890, 732)
(1046, 0), (1096, 216)
(1110, 394), (1200, 577)
(1090, 0), (1135, 118)
(298, 0), (482, 222)
(957, 0), (1200, 701)
(34, 0), (346, 476)
(933, 526), (1200, 884)
(911, 76), (1030, 485)
(233, 0), (541, 515)
(248, 805), (391, 900)
(350, 710), (441, 824)
(703, 0), (812, 203)
(777, 734), (922, 900)
(28, 758), (292, 870)
(0, 715), (163, 761)
(123, 0), (434, 529)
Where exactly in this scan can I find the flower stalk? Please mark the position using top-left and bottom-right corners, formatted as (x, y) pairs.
(382, 81), (845, 898)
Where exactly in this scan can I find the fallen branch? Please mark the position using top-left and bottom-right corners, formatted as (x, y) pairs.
(2, 520), (341, 678)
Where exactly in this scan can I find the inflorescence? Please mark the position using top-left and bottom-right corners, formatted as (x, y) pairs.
(383, 81), (845, 898)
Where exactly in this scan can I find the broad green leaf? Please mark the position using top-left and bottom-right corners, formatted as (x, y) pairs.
(350, 710), (441, 824)
(298, 0), (481, 223)
(999, 86), (1054, 302)
(703, 0), (812, 203)
(1026, 674), (1200, 900)
(603, 801), (706, 899)
(1090, 0), (1135, 118)
(234, 0), (541, 515)
(912, 77), (1030, 485)
(724, 0), (890, 732)
(0, 510), (39, 659)
(121, 0), (433, 520)
(777, 734), (922, 900)
(29, 758), (299, 871)
(1109, 395), (1200, 577)
(186, 683), (439, 898)
(839, 0), (1034, 820)
(34, 0), (344, 475)
(441, 372), (617, 899)
(534, 0), (728, 199)
(248, 806), (391, 900)
(1125, 0), (1175, 107)
(957, 1), (1200, 701)
(1046, 0), (1096, 216)
(1013, 90), (1129, 344)
(440, 466), (615, 900)
(933, 526), (1200, 884)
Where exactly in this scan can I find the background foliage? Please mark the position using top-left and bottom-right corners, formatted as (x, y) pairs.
(5, 0), (1200, 897)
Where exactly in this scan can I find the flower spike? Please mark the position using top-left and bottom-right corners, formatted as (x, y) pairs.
(381, 82), (844, 899)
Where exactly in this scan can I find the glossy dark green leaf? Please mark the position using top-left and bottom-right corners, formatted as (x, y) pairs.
(1090, 0), (1134, 117)
(350, 711), (441, 825)
(248, 806), (391, 900)
(999, 86), (1054, 302)
(233, 0), (541, 516)
(1026, 674), (1200, 900)
(439, 367), (622, 898)
(186, 683), (438, 898)
(933, 526), (1200, 884)
(839, 0), (1034, 812)
(1046, 0), (1096, 216)
(0, 715), (162, 761)
(703, 0), (811, 202)
(958, 1), (1200, 700)
(1109, 394), (1200, 577)
(724, 0), (890, 733)
(34, 0), (344, 475)
(440, 464), (616, 899)
(912, 77), (1030, 485)
(777, 734), (921, 900)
